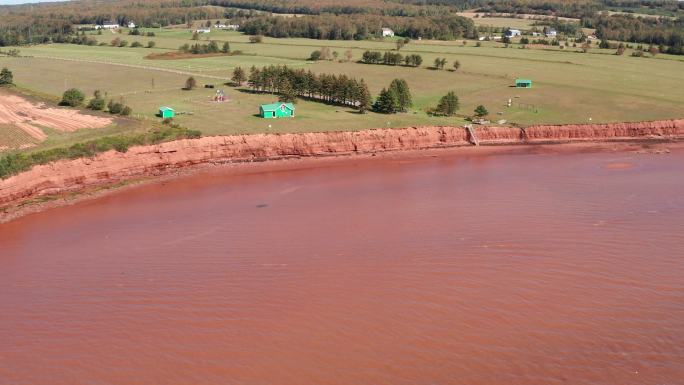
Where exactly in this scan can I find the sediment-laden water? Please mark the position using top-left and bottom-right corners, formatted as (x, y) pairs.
(1, 149), (683, 385)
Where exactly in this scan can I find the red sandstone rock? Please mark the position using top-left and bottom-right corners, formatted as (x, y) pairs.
(1, 121), (682, 208)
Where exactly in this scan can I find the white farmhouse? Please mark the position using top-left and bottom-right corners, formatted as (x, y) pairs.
(381, 28), (395, 37)
(195, 28), (211, 34)
(128, 22), (136, 28)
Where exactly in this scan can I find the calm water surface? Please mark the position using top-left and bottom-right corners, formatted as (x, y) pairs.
(1, 149), (683, 385)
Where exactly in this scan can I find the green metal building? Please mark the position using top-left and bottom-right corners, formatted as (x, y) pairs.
(515, 79), (533, 88)
(259, 102), (295, 118)
(159, 106), (175, 119)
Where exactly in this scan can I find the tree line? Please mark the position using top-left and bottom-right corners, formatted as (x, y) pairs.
(361, 51), (424, 67)
(241, 14), (478, 40)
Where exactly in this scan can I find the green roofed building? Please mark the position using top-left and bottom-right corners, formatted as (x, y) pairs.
(159, 106), (175, 119)
(259, 102), (295, 119)
(515, 79), (533, 88)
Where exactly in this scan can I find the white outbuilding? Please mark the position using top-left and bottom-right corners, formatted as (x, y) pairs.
(96, 21), (120, 29)
(381, 28), (395, 37)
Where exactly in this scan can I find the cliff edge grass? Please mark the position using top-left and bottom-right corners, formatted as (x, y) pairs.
(0, 123), (201, 180)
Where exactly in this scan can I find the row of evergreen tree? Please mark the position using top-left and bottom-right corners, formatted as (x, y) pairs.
(361, 51), (423, 67)
(242, 65), (373, 113)
(179, 41), (231, 55)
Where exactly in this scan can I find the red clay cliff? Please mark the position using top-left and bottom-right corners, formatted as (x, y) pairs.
(1, 120), (683, 210)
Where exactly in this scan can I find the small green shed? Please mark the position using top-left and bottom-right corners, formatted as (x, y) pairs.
(515, 79), (533, 88)
(159, 106), (175, 119)
(259, 102), (295, 119)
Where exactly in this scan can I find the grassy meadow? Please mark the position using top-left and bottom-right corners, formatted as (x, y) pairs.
(1, 24), (684, 152)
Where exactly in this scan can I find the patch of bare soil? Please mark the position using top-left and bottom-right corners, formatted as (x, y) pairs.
(0, 93), (113, 145)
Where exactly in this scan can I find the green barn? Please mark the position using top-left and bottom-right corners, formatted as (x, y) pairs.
(515, 79), (533, 88)
(159, 106), (175, 119)
(259, 102), (295, 119)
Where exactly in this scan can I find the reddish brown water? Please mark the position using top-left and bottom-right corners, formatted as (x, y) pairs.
(1, 148), (683, 385)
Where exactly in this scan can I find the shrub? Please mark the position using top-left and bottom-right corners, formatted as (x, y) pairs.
(87, 90), (106, 110)
(309, 50), (322, 61)
(474, 105), (489, 118)
(249, 35), (263, 43)
(147, 41), (156, 48)
(184, 76), (197, 90)
(121, 106), (132, 116)
(0, 67), (13, 86)
(131, 41), (143, 48)
(107, 100), (124, 114)
(60, 88), (85, 107)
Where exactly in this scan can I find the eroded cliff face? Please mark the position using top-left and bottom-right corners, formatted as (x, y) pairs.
(1, 120), (683, 208)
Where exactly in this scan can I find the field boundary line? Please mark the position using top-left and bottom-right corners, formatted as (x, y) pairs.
(30, 55), (230, 80)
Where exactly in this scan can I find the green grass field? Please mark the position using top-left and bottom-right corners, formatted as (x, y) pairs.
(1, 26), (683, 152)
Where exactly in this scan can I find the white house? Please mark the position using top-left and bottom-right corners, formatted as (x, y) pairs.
(381, 28), (395, 37)
(226, 24), (240, 30)
(96, 21), (120, 29)
(215, 23), (227, 28)
(195, 28), (211, 34)
(128, 22), (136, 28)
(506, 29), (522, 37)
(545, 28), (557, 38)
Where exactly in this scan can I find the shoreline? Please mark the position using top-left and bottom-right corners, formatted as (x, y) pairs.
(1, 120), (683, 224)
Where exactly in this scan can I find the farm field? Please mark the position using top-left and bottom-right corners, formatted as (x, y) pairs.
(1, 26), (684, 151)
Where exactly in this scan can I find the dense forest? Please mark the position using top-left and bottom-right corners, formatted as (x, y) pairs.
(586, 13), (684, 53)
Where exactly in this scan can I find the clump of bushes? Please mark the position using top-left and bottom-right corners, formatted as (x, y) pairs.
(86, 90), (106, 110)
(110, 37), (129, 47)
(0, 125), (202, 179)
(60, 88), (85, 107)
(107, 99), (132, 115)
